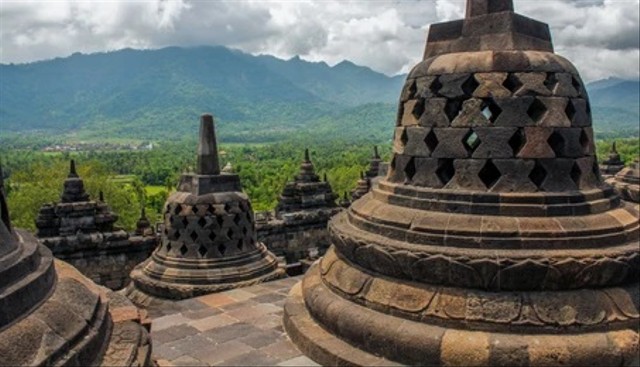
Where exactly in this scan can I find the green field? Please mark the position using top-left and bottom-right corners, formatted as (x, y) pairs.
(145, 185), (167, 196)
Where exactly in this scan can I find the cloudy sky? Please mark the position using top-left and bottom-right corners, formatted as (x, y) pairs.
(1, 0), (638, 82)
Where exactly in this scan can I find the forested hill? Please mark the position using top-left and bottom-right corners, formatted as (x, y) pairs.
(0, 47), (638, 142)
(0, 46), (404, 141)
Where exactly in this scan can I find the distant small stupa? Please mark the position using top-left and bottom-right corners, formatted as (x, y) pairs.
(600, 141), (626, 177)
(35, 160), (156, 289)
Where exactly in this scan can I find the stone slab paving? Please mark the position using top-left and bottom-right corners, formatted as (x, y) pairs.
(149, 276), (319, 366)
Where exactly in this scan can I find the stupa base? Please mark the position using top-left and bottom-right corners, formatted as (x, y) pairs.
(284, 257), (639, 367)
(0, 258), (153, 367)
(125, 263), (286, 305)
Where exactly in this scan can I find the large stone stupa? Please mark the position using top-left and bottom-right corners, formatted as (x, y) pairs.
(0, 164), (153, 366)
(126, 114), (284, 303)
(283, 1), (640, 365)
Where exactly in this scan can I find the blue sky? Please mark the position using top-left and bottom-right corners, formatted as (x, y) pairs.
(1, 0), (638, 81)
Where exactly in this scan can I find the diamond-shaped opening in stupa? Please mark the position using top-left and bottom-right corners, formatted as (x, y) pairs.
(571, 161), (582, 187)
(509, 129), (526, 156)
(445, 100), (463, 122)
(179, 245), (188, 256)
(503, 73), (523, 94)
(461, 75), (480, 96)
(436, 159), (455, 186)
(197, 217), (207, 228)
(404, 157), (416, 182)
(197, 245), (208, 258)
(411, 100), (425, 120)
(527, 98), (548, 122)
(478, 160), (501, 190)
(189, 231), (198, 242)
(529, 162), (548, 189)
(544, 72), (558, 91)
(463, 130), (481, 154)
(218, 243), (227, 256)
(482, 99), (502, 123)
(565, 99), (577, 122)
(424, 130), (439, 152)
(430, 77), (443, 96)
(547, 131), (566, 157)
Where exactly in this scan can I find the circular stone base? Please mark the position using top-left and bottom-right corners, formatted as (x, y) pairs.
(283, 263), (640, 366)
(284, 281), (400, 367)
(126, 265), (286, 306)
(0, 259), (153, 366)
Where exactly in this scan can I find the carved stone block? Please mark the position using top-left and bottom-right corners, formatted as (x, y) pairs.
(420, 98), (451, 127)
(472, 127), (518, 158)
(432, 128), (470, 158)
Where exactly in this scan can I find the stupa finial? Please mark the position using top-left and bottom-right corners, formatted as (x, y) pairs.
(304, 148), (310, 163)
(323, 173), (328, 182)
(196, 114), (220, 175)
(466, 0), (514, 18)
(69, 159), (78, 178)
(611, 141), (619, 154)
(373, 146), (380, 159)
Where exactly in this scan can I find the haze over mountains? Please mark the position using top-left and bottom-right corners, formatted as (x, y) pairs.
(0, 46), (638, 142)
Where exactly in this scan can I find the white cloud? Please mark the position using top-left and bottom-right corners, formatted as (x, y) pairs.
(0, 0), (638, 81)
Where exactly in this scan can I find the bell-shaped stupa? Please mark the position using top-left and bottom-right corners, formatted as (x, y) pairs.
(350, 171), (371, 201)
(283, 1), (639, 365)
(600, 141), (626, 177)
(275, 149), (338, 215)
(0, 163), (153, 366)
(257, 149), (340, 269)
(127, 114), (284, 303)
(608, 159), (640, 204)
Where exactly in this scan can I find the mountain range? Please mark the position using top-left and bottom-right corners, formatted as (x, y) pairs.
(0, 46), (637, 142)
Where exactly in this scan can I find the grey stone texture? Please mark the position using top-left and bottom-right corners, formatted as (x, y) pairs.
(0, 167), (153, 366)
(35, 160), (157, 290)
(127, 114), (284, 303)
(283, 1), (640, 366)
(256, 149), (341, 269)
(607, 160), (640, 204)
(145, 276), (316, 367)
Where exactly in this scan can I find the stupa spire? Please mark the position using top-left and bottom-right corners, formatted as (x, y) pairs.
(196, 114), (220, 175)
(61, 160), (90, 203)
(466, 0), (513, 18)
(304, 148), (310, 163)
(69, 159), (78, 178)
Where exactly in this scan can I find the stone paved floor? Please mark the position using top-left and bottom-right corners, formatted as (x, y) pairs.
(147, 276), (319, 366)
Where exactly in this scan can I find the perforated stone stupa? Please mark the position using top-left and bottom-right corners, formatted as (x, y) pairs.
(608, 160), (640, 204)
(283, 1), (640, 365)
(35, 160), (157, 289)
(256, 149), (340, 267)
(600, 142), (626, 177)
(127, 114), (284, 303)
(0, 164), (153, 366)
(350, 171), (371, 201)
